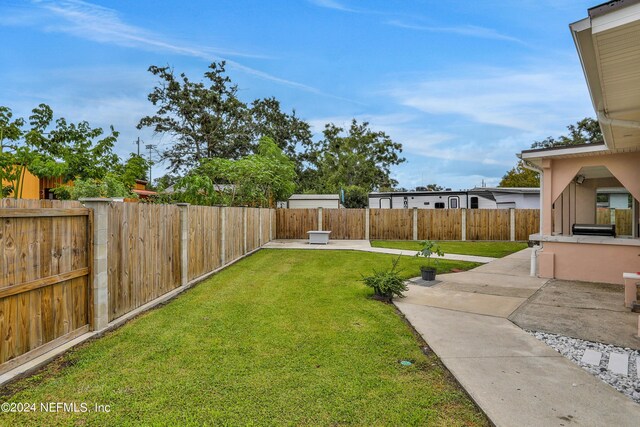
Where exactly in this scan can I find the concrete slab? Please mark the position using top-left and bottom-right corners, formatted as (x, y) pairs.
(581, 349), (602, 366)
(263, 240), (495, 263)
(436, 281), (538, 298)
(510, 280), (640, 350)
(608, 352), (629, 376)
(437, 270), (547, 290)
(401, 285), (526, 318)
(396, 303), (558, 358)
(443, 354), (640, 427)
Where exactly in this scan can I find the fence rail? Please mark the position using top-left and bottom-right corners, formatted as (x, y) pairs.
(277, 208), (540, 241)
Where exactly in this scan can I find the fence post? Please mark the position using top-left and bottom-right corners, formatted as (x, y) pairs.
(80, 198), (112, 331)
(243, 207), (248, 254)
(259, 208), (263, 246)
(177, 203), (189, 286)
(510, 208), (516, 242)
(412, 207), (418, 241)
(365, 208), (370, 240)
(461, 208), (467, 241)
(318, 207), (323, 231)
(270, 209), (274, 241)
(221, 207), (227, 265)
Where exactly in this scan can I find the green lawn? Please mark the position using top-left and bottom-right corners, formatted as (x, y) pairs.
(371, 240), (528, 258)
(0, 250), (486, 426)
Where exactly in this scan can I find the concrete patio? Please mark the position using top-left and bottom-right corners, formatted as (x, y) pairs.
(395, 248), (640, 426)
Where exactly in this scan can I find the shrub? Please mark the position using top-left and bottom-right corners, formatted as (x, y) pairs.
(415, 240), (444, 271)
(361, 256), (408, 301)
(343, 185), (369, 208)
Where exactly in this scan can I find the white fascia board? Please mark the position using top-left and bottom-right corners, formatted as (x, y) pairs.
(591, 2), (640, 34)
(520, 144), (609, 160)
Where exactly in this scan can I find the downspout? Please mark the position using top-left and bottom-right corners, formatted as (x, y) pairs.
(519, 157), (543, 277)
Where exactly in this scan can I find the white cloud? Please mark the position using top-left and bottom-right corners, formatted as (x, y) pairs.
(307, 0), (359, 13)
(16, 0), (330, 95)
(387, 20), (524, 44)
(387, 66), (593, 133)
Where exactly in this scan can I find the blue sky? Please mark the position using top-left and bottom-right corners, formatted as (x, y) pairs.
(1, 0), (598, 189)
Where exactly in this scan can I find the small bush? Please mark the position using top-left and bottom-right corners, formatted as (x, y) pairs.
(361, 256), (408, 301)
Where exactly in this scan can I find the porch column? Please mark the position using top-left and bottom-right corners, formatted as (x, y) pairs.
(542, 159), (553, 236)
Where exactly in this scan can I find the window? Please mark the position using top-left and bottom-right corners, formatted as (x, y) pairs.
(434, 202), (445, 209)
(470, 197), (479, 209)
(449, 197), (459, 209)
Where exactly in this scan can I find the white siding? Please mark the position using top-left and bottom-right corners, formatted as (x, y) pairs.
(288, 199), (340, 209)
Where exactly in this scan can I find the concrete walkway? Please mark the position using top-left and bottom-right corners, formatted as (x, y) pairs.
(263, 239), (496, 263)
(395, 249), (640, 426)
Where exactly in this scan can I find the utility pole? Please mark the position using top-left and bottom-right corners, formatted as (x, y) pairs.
(145, 144), (156, 183)
(135, 137), (141, 156)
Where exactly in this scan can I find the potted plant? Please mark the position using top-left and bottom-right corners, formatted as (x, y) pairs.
(361, 256), (408, 302)
(415, 240), (444, 281)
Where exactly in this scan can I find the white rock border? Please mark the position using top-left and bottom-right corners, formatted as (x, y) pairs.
(528, 330), (640, 403)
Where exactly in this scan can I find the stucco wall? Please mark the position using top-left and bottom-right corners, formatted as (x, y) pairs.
(539, 241), (640, 285)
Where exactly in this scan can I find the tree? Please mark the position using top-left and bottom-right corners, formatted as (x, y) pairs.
(301, 119), (405, 193)
(343, 185), (369, 208)
(0, 106), (27, 197)
(249, 97), (312, 160)
(174, 137), (296, 207)
(26, 104), (120, 182)
(115, 154), (150, 187)
(499, 160), (540, 187)
(416, 184), (444, 191)
(138, 61), (253, 173)
(531, 118), (602, 149)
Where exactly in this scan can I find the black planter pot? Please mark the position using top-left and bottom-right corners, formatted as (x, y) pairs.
(421, 268), (436, 281)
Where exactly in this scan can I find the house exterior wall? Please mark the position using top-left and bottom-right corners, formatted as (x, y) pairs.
(538, 241), (640, 285)
(288, 198), (340, 209)
(2, 168), (40, 199)
(610, 193), (630, 209)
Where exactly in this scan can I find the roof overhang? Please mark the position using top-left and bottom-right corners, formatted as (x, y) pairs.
(571, 0), (640, 150)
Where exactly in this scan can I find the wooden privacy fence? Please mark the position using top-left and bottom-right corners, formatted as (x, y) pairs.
(596, 208), (632, 236)
(0, 199), (90, 375)
(0, 199), (276, 375)
(277, 208), (540, 241)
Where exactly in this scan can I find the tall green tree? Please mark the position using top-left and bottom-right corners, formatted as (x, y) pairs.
(138, 61), (253, 173)
(499, 160), (540, 187)
(139, 62), (314, 176)
(530, 118), (602, 149)
(301, 119), (405, 193)
(250, 97), (312, 160)
(26, 104), (120, 182)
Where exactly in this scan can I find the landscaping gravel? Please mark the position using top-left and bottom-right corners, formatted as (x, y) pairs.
(529, 330), (640, 403)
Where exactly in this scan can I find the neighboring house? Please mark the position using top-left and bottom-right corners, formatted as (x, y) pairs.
(132, 179), (157, 200)
(520, 0), (640, 285)
(3, 168), (155, 200)
(368, 187), (539, 210)
(2, 167), (67, 200)
(596, 187), (631, 209)
(287, 194), (341, 209)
